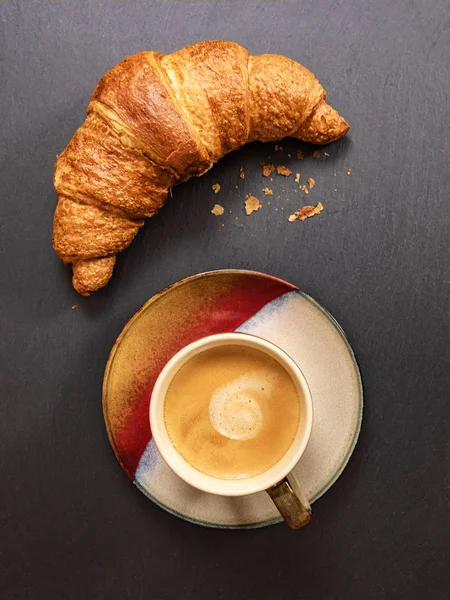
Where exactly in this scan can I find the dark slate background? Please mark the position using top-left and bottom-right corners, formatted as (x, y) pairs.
(1, 1), (449, 598)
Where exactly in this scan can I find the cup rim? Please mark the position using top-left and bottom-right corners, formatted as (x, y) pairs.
(149, 332), (313, 496)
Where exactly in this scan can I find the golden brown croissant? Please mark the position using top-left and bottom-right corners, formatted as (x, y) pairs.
(53, 41), (349, 295)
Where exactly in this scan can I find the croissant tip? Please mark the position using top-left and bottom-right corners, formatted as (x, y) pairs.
(74, 285), (92, 297)
(328, 119), (350, 144)
(295, 103), (350, 145)
(72, 256), (117, 296)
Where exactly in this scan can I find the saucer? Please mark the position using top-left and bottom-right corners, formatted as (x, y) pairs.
(103, 270), (363, 528)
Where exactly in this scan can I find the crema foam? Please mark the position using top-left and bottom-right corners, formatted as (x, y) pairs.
(163, 345), (300, 480)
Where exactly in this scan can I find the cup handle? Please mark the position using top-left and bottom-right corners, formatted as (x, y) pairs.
(266, 477), (312, 529)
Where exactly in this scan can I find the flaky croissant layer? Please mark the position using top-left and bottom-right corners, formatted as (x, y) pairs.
(53, 41), (349, 295)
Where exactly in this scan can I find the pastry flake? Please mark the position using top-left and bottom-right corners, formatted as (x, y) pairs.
(211, 204), (225, 216)
(276, 165), (292, 177)
(288, 202), (323, 222)
(245, 195), (262, 215)
(262, 163), (275, 177)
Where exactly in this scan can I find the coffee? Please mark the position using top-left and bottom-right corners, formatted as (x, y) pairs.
(163, 345), (300, 480)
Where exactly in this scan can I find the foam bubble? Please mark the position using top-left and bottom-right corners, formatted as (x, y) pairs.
(209, 375), (270, 440)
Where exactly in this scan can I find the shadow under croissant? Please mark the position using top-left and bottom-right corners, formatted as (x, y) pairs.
(78, 135), (351, 313)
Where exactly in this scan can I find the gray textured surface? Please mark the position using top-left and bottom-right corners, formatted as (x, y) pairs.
(1, 1), (449, 598)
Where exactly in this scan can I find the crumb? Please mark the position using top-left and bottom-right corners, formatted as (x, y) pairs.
(296, 150), (304, 160)
(71, 305), (78, 310)
(268, 201), (271, 205)
(334, 188), (337, 191)
(235, 185), (238, 189)
(229, 210), (232, 214)
(269, 177), (273, 182)
(245, 195), (262, 215)
(277, 165), (292, 177)
(347, 168), (352, 176)
(239, 167), (245, 179)
(280, 207), (284, 210)
(288, 153), (292, 158)
(297, 202), (324, 221)
(307, 177), (316, 189)
(301, 185), (309, 195)
(221, 223), (225, 227)
(263, 187), (274, 196)
(313, 150), (320, 159)
(262, 163), (275, 177)
(235, 217), (239, 221)
(277, 195), (281, 199)
(212, 183), (221, 194)
(288, 202), (323, 222)
(274, 145), (283, 151)
(295, 173), (301, 183)
(324, 152), (330, 157)
(333, 173), (337, 176)
(211, 204), (224, 216)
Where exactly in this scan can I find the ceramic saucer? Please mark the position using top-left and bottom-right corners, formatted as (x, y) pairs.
(103, 270), (363, 528)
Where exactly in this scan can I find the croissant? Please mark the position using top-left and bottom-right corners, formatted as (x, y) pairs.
(53, 41), (349, 295)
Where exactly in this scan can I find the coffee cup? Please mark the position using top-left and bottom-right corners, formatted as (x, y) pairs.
(150, 332), (313, 528)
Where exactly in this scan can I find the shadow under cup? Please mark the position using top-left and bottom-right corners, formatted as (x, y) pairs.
(150, 333), (313, 527)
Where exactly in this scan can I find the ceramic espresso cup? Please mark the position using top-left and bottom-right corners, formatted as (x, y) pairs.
(150, 332), (313, 528)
